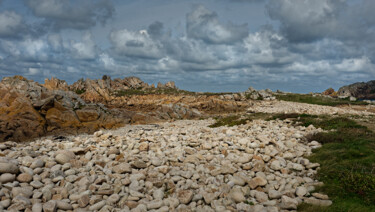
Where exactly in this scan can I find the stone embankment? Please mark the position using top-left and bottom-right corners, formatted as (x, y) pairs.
(0, 119), (330, 211)
(249, 100), (375, 115)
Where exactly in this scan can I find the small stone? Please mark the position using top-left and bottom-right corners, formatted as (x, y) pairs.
(248, 176), (267, 189)
(0, 162), (19, 174)
(30, 181), (44, 189)
(32, 203), (43, 212)
(177, 190), (194, 204)
(78, 194), (89, 207)
(296, 186), (307, 197)
(56, 201), (73, 210)
(312, 193), (329, 200)
(270, 160), (281, 170)
(147, 200), (163, 209)
(255, 191), (268, 203)
(43, 200), (57, 212)
(55, 151), (75, 165)
(153, 189), (164, 200)
(164, 197), (179, 208)
(0, 199), (11, 208)
(232, 176), (245, 186)
(139, 142), (149, 151)
(132, 160), (147, 169)
(107, 194), (120, 205)
(30, 160), (44, 169)
(12, 187), (33, 198)
(304, 197), (332, 206)
(17, 173), (33, 183)
(89, 200), (106, 211)
(113, 163), (132, 174)
(280, 195), (298, 210)
(229, 188), (245, 203)
(268, 189), (281, 199)
(0, 173), (15, 183)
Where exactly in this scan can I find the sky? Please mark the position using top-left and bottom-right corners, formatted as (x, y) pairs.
(0, 0), (374, 93)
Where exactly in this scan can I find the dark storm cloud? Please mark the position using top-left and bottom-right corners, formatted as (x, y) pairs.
(186, 5), (248, 44)
(26, 0), (114, 31)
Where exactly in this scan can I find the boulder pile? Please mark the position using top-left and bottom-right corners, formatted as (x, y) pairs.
(0, 119), (330, 211)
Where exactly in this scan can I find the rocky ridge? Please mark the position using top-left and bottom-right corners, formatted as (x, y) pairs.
(0, 119), (330, 211)
(337, 80), (375, 100)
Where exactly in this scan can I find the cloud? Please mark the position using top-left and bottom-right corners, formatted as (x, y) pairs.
(266, 0), (375, 43)
(0, 11), (26, 38)
(1, 3), (374, 93)
(26, 0), (114, 30)
(67, 32), (97, 60)
(47, 33), (62, 50)
(109, 29), (164, 59)
(186, 5), (248, 44)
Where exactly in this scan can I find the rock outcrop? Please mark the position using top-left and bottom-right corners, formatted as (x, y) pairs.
(0, 76), (125, 142)
(337, 80), (375, 100)
(322, 88), (337, 97)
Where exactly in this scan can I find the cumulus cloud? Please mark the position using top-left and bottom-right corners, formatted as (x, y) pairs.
(266, 0), (375, 43)
(1, 2), (375, 92)
(109, 29), (164, 59)
(26, 0), (114, 30)
(186, 5), (248, 44)
(47, 33), (62, 50)
(266, 0), (345, 42)
(0, 11), (25, 38)
(68, 32), (97, 60)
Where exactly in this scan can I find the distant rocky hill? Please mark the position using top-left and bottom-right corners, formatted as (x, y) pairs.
(337, 80), (375, 100)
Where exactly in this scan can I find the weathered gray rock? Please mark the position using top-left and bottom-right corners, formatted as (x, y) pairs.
(43, 200), (57, 212)
(0, 173), (15, 183)
(229, 188), (245, 203)
(280, 195), (298, 210)
(0, 162), (19, 174)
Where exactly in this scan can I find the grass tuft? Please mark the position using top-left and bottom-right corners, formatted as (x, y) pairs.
(274, 113), (375, 211)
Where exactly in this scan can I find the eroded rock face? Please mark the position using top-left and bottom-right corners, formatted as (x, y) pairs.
(0, 76), (125, 142)
(337, 80), (375, 99)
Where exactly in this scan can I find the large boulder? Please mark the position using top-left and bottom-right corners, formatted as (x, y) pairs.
(0, 90), (46, 142)
(337, 80), (375, 100)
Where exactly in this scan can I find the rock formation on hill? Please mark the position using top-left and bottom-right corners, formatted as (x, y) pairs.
(0, 76), (125, 142)
(337, 80), (375, 100)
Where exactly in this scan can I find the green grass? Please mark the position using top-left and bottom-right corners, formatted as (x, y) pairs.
(74, 89), (86, 95)
(276, 93), (368, 106)
(273, 114), (375, 211)
(209, 113), (271, 128)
